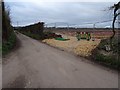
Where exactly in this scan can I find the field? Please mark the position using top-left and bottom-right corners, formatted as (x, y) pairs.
(43, 29), (119, 57)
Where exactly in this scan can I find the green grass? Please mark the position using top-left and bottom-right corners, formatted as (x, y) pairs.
(93, 51), (119, 69)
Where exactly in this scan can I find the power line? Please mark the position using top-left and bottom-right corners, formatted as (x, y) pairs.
(13, 19), (119, 27)
(45, 20), (112, 28)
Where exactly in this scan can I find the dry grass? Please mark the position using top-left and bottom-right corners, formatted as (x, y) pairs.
(74, 39), (101, 56)
(42, 34), (101, 57)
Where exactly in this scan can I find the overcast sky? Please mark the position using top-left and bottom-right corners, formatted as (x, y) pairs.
(5, 1), (119, 28)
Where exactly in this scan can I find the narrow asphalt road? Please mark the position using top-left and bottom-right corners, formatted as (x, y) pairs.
(3, 33), (118, 88)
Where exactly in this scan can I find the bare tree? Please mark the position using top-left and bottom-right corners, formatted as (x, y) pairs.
(110, 1), (120, 49)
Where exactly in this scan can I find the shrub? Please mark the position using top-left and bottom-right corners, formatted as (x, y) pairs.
(91, 37), (119, 70)
(2, 1), (17, 56)
(2, 32), (16, 55)
(20, 31), (44, 40)
(20, 31), (62, 40)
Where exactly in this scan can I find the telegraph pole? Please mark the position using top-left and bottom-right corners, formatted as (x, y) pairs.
(54, 23), (56, 28)
(17, 21), (19, 27)
(93, 23), (96, 29)
(66, 23), (69, 39)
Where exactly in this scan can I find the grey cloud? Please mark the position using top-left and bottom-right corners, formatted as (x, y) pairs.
(5, 1), (118, 27)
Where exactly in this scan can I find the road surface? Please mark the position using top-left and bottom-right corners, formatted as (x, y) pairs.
(3, 33), (118, 88)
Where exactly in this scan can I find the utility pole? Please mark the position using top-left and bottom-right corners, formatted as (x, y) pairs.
(45, 24), (47, 28)
(66, 23), (69, 39)
(93, 23), (96, 29)
(54, 23), (56, 28)
(67, 23), (69, 30)
(17, 21), (18, 27)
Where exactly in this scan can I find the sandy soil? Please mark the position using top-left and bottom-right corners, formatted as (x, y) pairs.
(2, 33), (118, 88)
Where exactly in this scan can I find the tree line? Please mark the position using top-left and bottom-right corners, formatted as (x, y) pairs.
(16, 22), (44, 35)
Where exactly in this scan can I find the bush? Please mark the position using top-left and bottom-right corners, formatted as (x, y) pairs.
(94, 52), (119, 69)
(20, 31), (44, 40)
(2, 32), (16, 55)
(20, 31), (62, 40)
(91, 37), (119, 70)
(98, 37), (119, 53)
(97, 39), (109, 50)
(2, 2), (17, 56)
(43, 31), (62, 39)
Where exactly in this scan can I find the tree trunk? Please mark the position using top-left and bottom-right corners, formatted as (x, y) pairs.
(2, 0), (8, 41)
(110, 13), (120, 49)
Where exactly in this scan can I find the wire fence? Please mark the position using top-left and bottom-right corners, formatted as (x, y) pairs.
(45, 19), (119, 28)
(12, 18), (120, 28)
